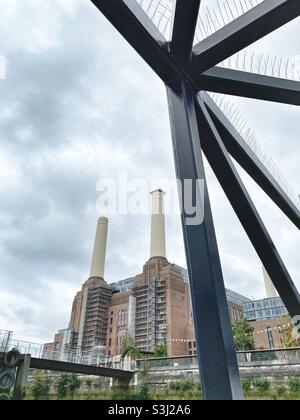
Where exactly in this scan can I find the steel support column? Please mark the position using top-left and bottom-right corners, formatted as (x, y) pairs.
(170, 0), (201, 63)
(166, 79), (242, 400)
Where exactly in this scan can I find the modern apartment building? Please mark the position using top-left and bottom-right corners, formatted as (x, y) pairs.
(244, 297), (288, 322)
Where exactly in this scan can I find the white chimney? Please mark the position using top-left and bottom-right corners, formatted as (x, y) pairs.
(150, 190), (166, 258)
(90, 217), (108, 278)
(262, 266), (277, 299)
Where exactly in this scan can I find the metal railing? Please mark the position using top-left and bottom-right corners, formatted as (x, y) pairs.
(237, 347), (300, 366)
(0, 330), (13, 353)
(41, 348), (112, 368)
(4, 338), (44, 359)
(5, 328), (299, 373)
(0, 330), (116, 369)
(136, 348), (300, 370)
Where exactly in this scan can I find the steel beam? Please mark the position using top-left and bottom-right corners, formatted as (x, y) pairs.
(191, 0), (300, 74)
(90, 0), (178, 83)
(201, 92), (300, 229)
(196, 98), (300, 318)
(91, 1), (300, 104)
(170, 0), (201, 63)
(166, 79), (242, 400)
(198, 67), (300, 106)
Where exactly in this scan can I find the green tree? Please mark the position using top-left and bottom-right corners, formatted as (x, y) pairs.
(31, 372), (50, 400)
(281, 316), (300, 348)
(232, 319), (255, 351)
(153, 343), (168, 358)
(121, 336), (141, 360)
(68, 374), (81, 398)
(137, 368), (150, 400)
(86, 379), (92, 391)
(56, 374), (81, 400)
(57, 374), (69, 399)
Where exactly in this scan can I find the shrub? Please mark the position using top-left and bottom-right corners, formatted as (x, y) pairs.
(56, 374), (81, 400)
(153, 344), (168, 358)
(253, 378), (270, 392)
(275, 386), (286, 398)
(169, 381), (181, 392)
(169, 380), (198, 392)
(111, 390), (135, 400)
(31, 373), (50, 400)
(242, 379), (251, 393)
(288, 377), (300, 393)
(137, 383), (150, 400)
(86, 379), (92, 390)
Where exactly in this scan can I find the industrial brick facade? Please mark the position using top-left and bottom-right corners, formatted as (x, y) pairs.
(46, 256), (246, 357)
(250, 319), (286, 350)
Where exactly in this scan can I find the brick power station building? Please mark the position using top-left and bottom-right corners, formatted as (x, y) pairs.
(45, 191), (287, 358)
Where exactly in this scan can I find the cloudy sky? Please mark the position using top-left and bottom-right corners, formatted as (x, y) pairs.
(0, 0), (299, 344)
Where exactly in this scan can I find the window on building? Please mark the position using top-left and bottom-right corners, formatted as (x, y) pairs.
(267, 327), (275, 350)
(110, 318), (113, 325)
(188, 341), (192, 350)
(118, 326), (127, 334)
(117, 336), (126, 350)
(118, 309), (128, 324)
(233, 308), (237, 323)
(109, 338), (112, 347)
(278, 325), (284, 348)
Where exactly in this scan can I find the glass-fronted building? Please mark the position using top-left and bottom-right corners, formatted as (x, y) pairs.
(110, 277), (134, 293)
(226, 289), (251, 306)
(244, 297), (288, 321)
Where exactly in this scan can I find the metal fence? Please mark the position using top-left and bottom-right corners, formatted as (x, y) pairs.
(0, 330), (13, 353)
(0, 330), (115, 369)
(4, 329), (299, 372)
(4, 338), (44, 359)
(41, 347), (112, 368)
(136, 348), (300, 370)
(237, 348), (300, 366)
